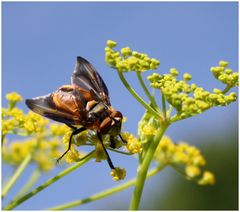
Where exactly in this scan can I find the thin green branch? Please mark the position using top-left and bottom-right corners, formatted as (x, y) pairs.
(221, 84), (232, 94)
(3, 151), (94, 210)
(2, 153), (32, 199)
(167, 105), (173, 119)
(129, 124), (168, 210)
(170, 164), (199, 184)
(117, 71), (162, 120)
(161, 93), (167, 120)
(107, 147), (133, 155)
(14, 168), (41, 199)
(48, 165), (166, 210)
(136, 72), (159, 111)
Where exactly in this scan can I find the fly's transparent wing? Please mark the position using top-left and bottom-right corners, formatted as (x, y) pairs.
(71, 56), (110, 105)
(25, 93), (81, 125)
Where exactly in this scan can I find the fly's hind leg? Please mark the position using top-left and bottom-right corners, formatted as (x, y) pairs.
(97, 132), (115, 170)
(56, 126), (86, 164)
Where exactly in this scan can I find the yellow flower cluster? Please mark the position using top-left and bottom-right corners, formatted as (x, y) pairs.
(50, 124), (70, 136)
(121, 132), (142, 154)
(154, 136), (215, 185)
(65, 148), (86, 164)
(105, 40), (160, 72)
(211, 60), (238, 87)
(2, 93), (49, 136)
(138, 112), (160, 144)
(148, 62), (238, 119)
(110, 167), (126, 181)
(3, 138), (63, 171)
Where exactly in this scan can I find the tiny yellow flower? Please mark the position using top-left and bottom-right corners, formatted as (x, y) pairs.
(219, 60), (228, 67)
(198, 171), (215, 185)
(110, 167), (126, 181)
(107, 40), (117, 48)
(65, 148), (80, 163)
(170, 68), (179, 76)
(6, 92), (22, 103)
(185, 165), (201, 178)
(191, 155), (206, 166)
(121, 47), (132, 57)
(183, 73), (192, 81)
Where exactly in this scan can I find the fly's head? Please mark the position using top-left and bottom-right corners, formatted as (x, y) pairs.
(99, 110), (123, 136)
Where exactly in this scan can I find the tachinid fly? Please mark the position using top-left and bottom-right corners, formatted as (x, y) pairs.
(26, 56), (126, 170)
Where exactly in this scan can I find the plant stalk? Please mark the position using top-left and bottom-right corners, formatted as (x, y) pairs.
(2, 153), (32, 199)
(129, 124), (168, 210)
(117, 71), (162, 120)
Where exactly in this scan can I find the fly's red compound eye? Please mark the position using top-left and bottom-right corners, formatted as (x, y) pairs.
(111, 111), (123, 121)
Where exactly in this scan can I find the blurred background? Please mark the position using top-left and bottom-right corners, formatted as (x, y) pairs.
(2, 2), (238, 210)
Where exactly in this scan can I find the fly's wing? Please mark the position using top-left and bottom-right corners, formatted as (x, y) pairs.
(71, 56), (110, 105)
(25, 93), (81, 125)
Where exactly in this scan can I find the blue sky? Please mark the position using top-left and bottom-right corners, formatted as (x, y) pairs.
(2, 2), (238, 210)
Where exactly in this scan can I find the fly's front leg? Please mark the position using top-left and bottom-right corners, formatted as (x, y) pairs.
(97, 131), (115, 170)
(66, 124), (77, 130)
(56, 126), (86, 163)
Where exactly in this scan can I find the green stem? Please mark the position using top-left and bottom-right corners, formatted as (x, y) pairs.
(170, 164), (199, 184)
(136, 72), (159, 111)
(166, 105), (173, 119)
(117, 71), (162, 120)
(14, 168), (41, 199)
(129, 124), (168, 210)
(161, 94), (167, 120)
(221, 84), (232, 94)
(3, 151), (94, 210)
(48, 165), (166, 210)
(2, 153), (32, 199)
(2, 136), (41, 199)
(2, 134), (6, 146)
(107, 148), (133, 155)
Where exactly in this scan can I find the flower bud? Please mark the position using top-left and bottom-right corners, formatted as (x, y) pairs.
(107, 40), (117, 48)
(111, 167), (126, 181)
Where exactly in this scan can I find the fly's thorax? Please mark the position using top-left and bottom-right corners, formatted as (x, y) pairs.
(86, 101), (110, 128)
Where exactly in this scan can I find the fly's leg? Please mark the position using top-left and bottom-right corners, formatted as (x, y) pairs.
(119, 134), (127, 144)
(56, 126), (86, 164)
(66, 124), (77, 130)
(97, 132), (115, 170)
(110, 136), (116, 149)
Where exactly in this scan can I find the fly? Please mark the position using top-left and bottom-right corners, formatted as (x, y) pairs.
(26, 56), (126, 170)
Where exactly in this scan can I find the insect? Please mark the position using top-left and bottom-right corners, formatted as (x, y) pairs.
(26, 56), (126, 170)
